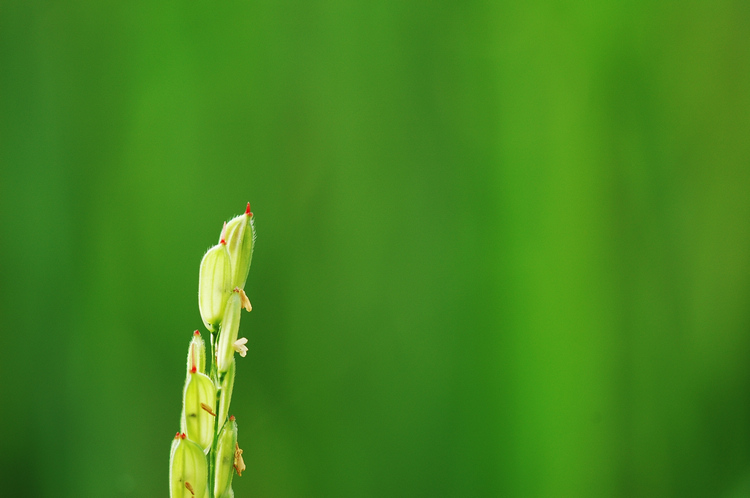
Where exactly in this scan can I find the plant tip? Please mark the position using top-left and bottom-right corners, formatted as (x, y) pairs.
(245, 202), (252, 215)
(220, 221), (227, 245)
(180, 433), (187, 439)
(229, 415), (235, 421)
(190, 365), (197, 373)
(194, 330), (200, 336)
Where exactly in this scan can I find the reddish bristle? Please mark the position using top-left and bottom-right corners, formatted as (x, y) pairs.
(229, 415), (235, 421)
(245, 202), (251, 215)
(181, 433), (187, 439)
(175, 432), (181, 439)
(190, 365), (197, 373)
(194, 330), (200, 336)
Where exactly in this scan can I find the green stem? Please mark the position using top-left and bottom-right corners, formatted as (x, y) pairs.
(208, 332), (218, 498)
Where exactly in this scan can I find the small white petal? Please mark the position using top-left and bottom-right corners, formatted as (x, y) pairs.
(233, 337), (248, 357)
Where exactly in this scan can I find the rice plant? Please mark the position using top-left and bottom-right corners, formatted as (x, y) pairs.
(170, 204), (255, 498)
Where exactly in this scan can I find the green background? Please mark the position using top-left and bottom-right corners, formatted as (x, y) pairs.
(2, 1), (750, 496)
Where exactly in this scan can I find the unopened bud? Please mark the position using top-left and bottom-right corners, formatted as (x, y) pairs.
(198, 234), (232, 332)
(217, 358), (235, 425)
(223, 203), (255, 290)
(170, 433), (208, 498)
(213, 416), (238, 498)
(186, 331), (206, 374)
(182, 371), (217, 451)
(216, 291), (241, 373)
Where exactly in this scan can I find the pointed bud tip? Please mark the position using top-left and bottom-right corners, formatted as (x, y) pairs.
(190, 365), (197, 373)
(229, 415), (235, 421)
(245, 202), (252, 215)
(175, 432), (181, 439)
(220, 221), (228, 245)
(194, 330), (200, 336)
(181, 433), (187, 439)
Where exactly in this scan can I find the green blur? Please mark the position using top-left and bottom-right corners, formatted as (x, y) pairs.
(1, 1), (749, 496)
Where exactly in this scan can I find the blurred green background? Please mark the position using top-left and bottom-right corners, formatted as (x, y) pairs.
(1, 1), (750, 496)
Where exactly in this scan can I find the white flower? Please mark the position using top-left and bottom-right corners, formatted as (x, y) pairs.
(233, 337), (248, 357)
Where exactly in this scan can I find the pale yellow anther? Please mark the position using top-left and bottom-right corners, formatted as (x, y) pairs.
(200, 403), (216, 417)
(234, 442), (246, 476)
(233, 338), (248, 358)
(235, 287), (252, 312)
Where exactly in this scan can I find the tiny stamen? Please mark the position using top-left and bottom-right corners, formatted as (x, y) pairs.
(233, 337), (248, 357)
(234, 442), (246, 476)
(200, 403), (217, 417)
(235, 288), (252, 312)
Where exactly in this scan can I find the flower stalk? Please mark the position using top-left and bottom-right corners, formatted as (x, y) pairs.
(170, 204), (255, 498)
